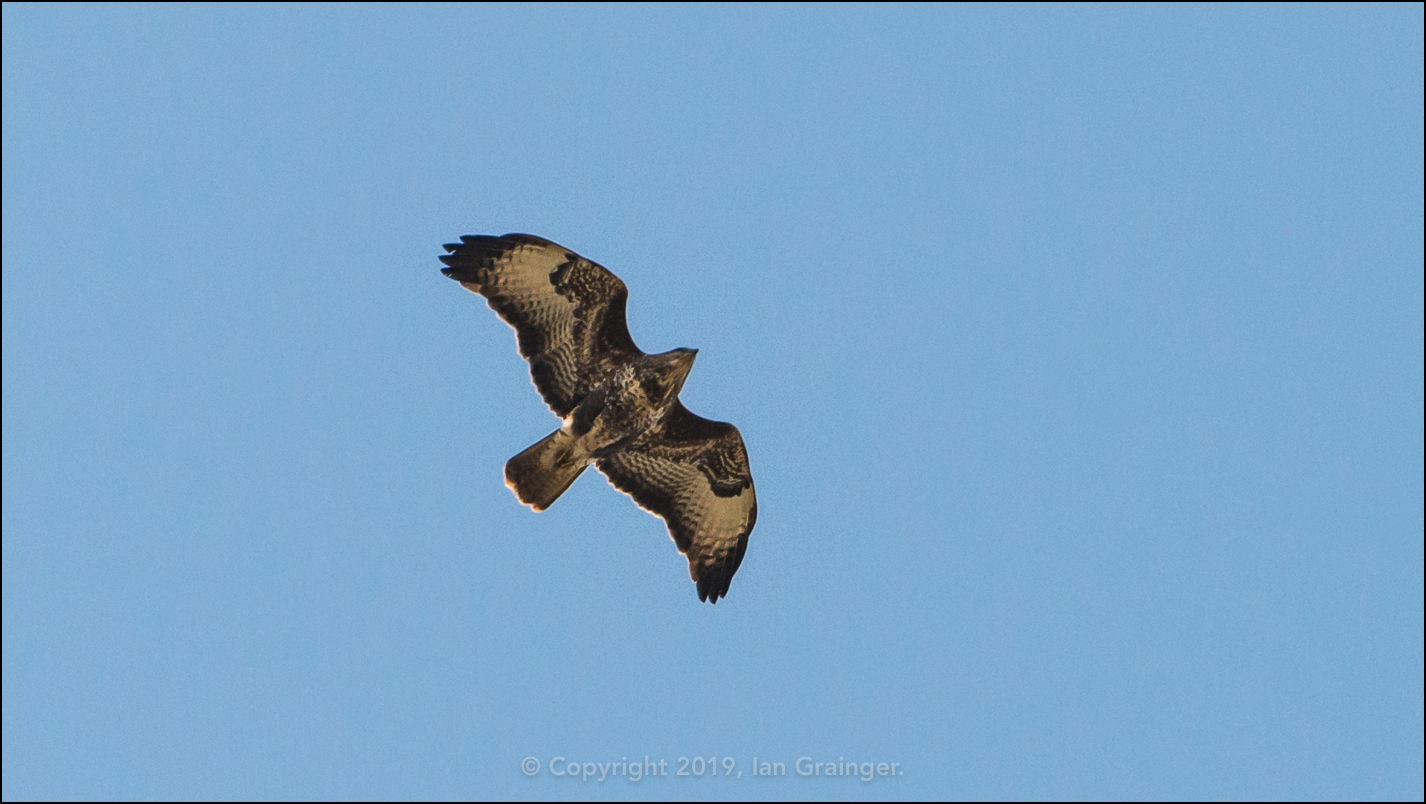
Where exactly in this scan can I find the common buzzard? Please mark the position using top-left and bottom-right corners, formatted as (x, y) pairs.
(440, 234), (757, 603)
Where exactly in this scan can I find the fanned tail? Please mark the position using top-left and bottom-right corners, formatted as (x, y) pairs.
(503, 429), (590, 511)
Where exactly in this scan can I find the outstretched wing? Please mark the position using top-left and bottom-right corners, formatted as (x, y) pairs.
(440, 234), (643, 418)
(596, 401), (757, 603)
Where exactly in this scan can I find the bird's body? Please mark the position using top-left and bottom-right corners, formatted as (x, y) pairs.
(570, 351), (696, 458)
(440, 234), (756, 603)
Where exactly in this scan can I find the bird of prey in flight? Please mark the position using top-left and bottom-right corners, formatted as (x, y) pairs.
(440, 234), (757, 603)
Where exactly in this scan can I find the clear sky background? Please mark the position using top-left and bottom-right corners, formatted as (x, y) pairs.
(3, 5), (1422, 801)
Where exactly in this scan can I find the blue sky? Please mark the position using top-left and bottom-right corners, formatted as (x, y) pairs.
(3, 4), (1421, 801)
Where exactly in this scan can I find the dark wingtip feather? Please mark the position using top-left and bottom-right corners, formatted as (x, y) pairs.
(697, 575), (730, 604)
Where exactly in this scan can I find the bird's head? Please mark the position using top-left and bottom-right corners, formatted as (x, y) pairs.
(644, 348), (698, 403)
(670, 347), (697, 379)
